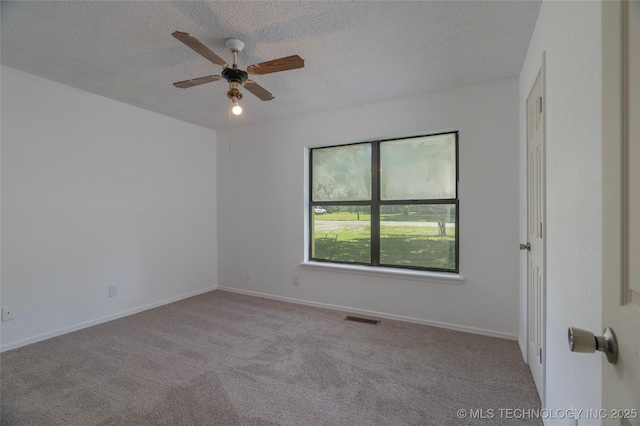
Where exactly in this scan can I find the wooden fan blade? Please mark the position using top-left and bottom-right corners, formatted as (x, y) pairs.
(246, 55), (304, 75)
(244, 80), (274, 101)
(173, 75), (222, 89)
(172, 31), (228, 67)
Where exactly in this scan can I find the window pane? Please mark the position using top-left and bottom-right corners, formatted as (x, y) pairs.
(311, 206), (371, 263)
(380, 134), (456, 200)
(312, 144), (371, 202)
(379, 204), (456, 270)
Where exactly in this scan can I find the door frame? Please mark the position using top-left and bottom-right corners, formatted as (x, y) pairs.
(521, 54), (547, 407)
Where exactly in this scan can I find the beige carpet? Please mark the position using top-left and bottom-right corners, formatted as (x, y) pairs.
(0, 290), (541, 425)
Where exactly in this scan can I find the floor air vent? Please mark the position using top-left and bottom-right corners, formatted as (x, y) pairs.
(344, 316), (380, 325)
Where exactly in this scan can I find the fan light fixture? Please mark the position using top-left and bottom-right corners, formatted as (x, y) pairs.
(172, 32), (305, 117)
(231, 98), (242, 115)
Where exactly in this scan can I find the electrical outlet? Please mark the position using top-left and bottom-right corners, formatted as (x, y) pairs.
(109, 285), (117, 297)
(246, 269), (252, 279)
(293, 275), (300, 285)
(2, 306), (15, 321)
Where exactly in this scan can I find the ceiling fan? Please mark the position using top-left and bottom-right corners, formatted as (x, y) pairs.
(172, 31), (304, 115)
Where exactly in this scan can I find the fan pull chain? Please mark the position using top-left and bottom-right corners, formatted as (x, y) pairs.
(228, 103), (233, 155)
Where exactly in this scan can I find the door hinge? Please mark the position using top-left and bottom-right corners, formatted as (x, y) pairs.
(539, 97), (543, 114)
(539, 222), (543, 238)
(539, 347), (543, 363)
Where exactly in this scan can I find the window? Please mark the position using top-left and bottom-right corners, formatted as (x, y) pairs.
(309, 132), (458, 273)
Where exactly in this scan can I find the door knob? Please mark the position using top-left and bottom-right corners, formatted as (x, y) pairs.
(568, 327), (618, 364)
(520, 243), (531, 251)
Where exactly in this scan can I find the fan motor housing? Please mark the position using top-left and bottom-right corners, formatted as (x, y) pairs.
(222, 68), (248, 84)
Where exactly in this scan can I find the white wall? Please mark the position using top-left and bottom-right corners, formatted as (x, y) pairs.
(519, 1), (603, 421)
(0, 66), (218, 351)
(217, 78), (521, 338)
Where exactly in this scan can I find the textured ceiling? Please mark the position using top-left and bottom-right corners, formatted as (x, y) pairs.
(1, 1), (541, 131)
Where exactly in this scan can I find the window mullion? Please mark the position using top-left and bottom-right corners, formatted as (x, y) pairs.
(371, 141), (380, 266)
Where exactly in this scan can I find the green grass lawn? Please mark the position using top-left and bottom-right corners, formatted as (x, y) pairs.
(315, 211), (454, 223)
(313, 222), (456, 270)
(315, 211), (371, 221)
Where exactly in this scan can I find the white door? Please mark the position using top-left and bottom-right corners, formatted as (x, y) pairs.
(526, 70), (544, 403)
(602, 0), (640, 417)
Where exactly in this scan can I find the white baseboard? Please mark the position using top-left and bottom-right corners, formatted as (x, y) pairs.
(1, 286), (217, 352)
(217, 286), (518, 341)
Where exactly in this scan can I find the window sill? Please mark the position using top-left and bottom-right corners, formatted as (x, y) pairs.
(301, 261), (464, 284)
